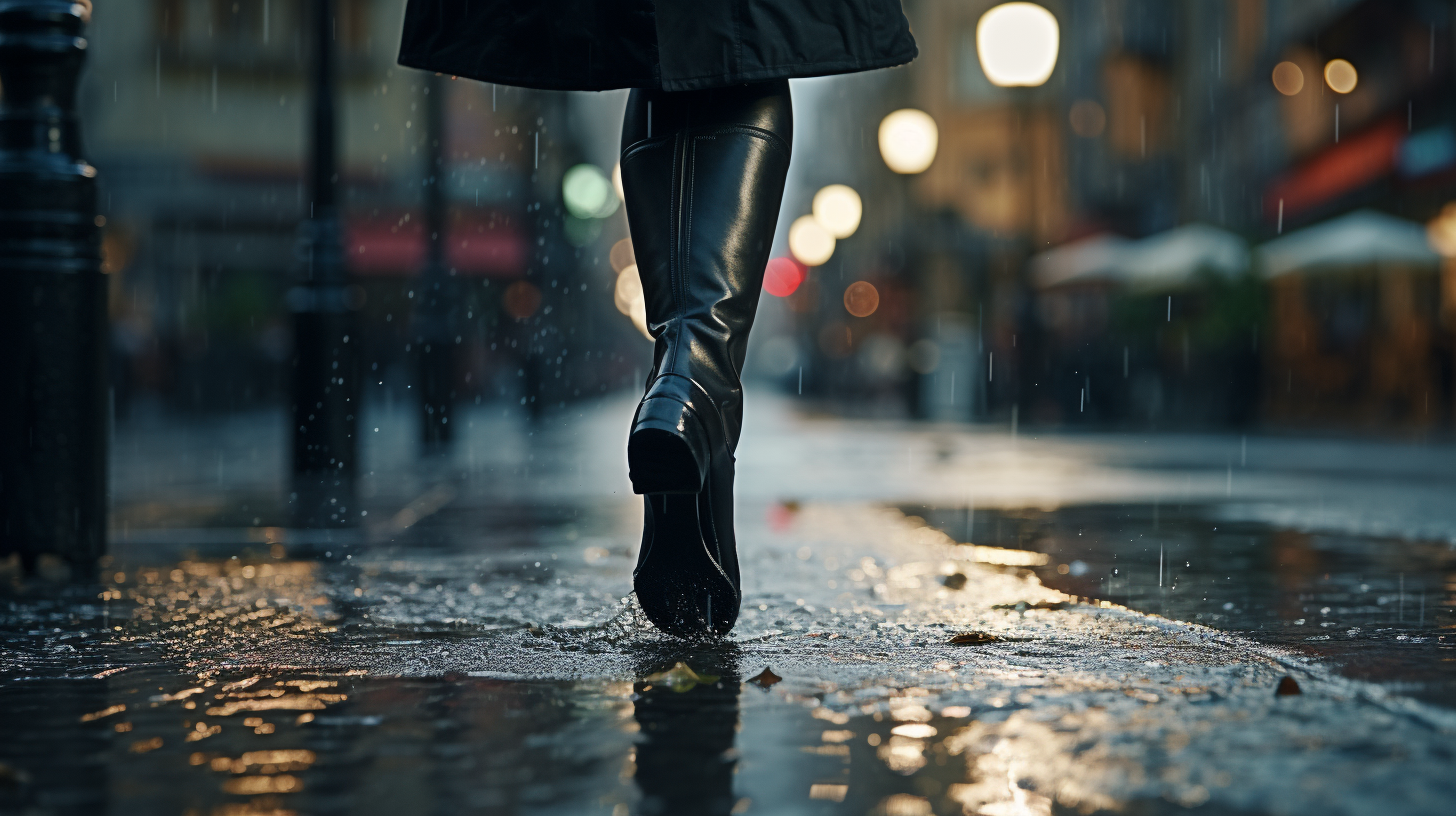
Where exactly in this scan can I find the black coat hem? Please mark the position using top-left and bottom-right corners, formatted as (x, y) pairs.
(658, 45), (918, 92)
(397, 45), (918, 93)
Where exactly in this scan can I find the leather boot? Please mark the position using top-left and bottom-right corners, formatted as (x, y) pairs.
(619, 81), (792, 637)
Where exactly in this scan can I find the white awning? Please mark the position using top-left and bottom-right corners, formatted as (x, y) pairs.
(1257, 209), (1440, 278)
(1118, 223), (1249, 286)
(1032, 224), (1248, 289)
(1030, 233), (1131, 288)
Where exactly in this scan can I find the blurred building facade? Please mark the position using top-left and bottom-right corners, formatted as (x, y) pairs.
(775, 0), (1456, 433)
(85, 0), (644, 421)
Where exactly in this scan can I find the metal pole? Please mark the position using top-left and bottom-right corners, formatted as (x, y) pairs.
(290, 0), (358, 528)
(415, 73), (455, 453)
(0, 0), (107, 575)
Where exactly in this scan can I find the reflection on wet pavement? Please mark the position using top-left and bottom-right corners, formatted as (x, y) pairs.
(908, 504), (1456, 707)
(6, 498), (1456, 816)
(5, 398), (1456, 815)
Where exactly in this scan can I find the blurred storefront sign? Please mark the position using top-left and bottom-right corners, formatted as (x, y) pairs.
(346, 215), (526, 276)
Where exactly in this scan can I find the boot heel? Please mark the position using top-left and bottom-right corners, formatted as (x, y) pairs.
(629, 398), (710, 494)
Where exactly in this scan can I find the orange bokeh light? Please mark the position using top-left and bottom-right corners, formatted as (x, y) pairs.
(503, 280), (541, 319)
(843, 281), (880, 317)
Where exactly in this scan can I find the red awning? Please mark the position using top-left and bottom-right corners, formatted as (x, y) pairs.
(1264, 119), (1403, 221)
(347, 213), (527, 277)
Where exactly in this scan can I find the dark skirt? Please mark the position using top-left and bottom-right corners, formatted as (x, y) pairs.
(397, 0), (917, 93)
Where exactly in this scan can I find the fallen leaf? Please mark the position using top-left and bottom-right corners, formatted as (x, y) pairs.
(949, 632), (1004, 645)
(1275, 676), (1302, 696)
(747, 667), (782, 689)
(642, 662), (718, 693)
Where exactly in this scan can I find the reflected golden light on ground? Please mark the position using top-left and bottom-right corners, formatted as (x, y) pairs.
(878, 109), (938, 174)
(1324, 58), (1357, 93)
(788, 215), (835, 265)
(879, 735), (928, 774)
(976, 3), (1060, 87)
(221, 774), (302, 794)
(890, 723), (937, 739)
(1272, 61), (1304, 95)
(812, 184), (862, 238)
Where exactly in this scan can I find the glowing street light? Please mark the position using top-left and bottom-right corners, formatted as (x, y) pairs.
(1324, 59), (1357, 94)
(812, 184), (863, 238)
(788, 214), (836, 266)
(977, 2), (1059, 88)
(878, 109), (938, 174)
(1271, 61), (1305, 95)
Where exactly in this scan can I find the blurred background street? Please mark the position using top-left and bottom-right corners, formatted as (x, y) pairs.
(5, 0), (1456, 814)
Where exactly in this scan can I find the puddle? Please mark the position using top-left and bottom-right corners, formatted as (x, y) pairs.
(0, 661), (1062, 816)
(907, 503), (1456, 707)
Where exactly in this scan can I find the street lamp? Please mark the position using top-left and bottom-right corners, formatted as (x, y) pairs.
(0, 0), (106, 574)
(976, 2), (1060, 88)
(976, 2), (1059, 423)
(878, 109), (938, 174)
(812, 184), (863, 239)
(1323, 59), (1358, 94)
(290, 0), (359, 528)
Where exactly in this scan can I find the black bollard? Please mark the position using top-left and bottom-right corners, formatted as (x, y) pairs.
(0, 0), (106, 575)
(415, 72), (456, 454)
(289, 0), (358, 528)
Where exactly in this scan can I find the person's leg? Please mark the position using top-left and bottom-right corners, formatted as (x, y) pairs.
(619, 81), (792, 636)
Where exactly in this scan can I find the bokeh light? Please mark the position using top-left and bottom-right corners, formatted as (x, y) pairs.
(843, 281), (880, 317)
(562, 164), (619, 219)
(1068, 99), (1106, 138)
(907, 339), (940, 374)
(1427, 202), (1456, 257)
(763, 257), (807, 297)
(613, 264), (651, 340)
(1272, 61), (1304, 95)
(1324, 59), (1357, 94)
(812, 184), (863, 239)
(609, 238), (635, 273)
(611, 162), (625, 202)
(503, 280), (541, 320)
(878, 109), (939, 174)
(976, 3), (1060, 88)
(789, 215), (836, 266)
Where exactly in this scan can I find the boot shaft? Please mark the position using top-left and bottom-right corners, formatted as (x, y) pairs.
(619, 82), (792, 447)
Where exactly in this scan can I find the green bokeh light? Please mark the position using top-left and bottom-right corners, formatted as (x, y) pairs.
(562, 164), (619, 220)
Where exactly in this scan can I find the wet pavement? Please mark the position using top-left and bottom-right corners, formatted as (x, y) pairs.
(4, 394), (1456, 815)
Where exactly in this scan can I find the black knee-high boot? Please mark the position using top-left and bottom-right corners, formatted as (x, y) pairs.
(619, 81), (792, 637)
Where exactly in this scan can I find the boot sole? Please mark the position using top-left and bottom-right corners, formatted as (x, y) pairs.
(634, 493), (738, 638)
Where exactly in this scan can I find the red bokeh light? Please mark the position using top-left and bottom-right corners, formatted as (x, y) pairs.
(763, 257), (807, 297)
